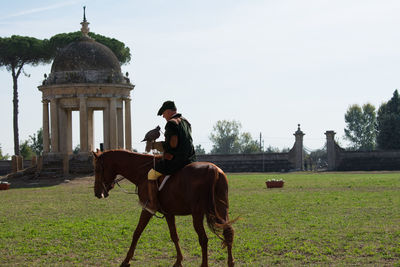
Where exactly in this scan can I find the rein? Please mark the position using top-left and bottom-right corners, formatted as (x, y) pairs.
(114, 176), (138, 195)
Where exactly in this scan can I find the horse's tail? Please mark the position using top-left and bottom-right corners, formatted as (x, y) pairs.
(205, 164), (236, 248)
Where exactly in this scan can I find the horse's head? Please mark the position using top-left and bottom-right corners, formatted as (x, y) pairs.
(93, 150), (116, 198)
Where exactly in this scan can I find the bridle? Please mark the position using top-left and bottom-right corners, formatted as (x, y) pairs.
(97, 155), (138, 196)
(96, 156), (112, 196)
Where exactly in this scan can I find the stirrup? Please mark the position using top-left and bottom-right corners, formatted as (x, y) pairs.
(139, 201), (165, 219)
(139, 200), (156, 215)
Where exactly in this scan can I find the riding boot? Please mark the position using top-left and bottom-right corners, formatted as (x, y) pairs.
(146, 180), (159, 215)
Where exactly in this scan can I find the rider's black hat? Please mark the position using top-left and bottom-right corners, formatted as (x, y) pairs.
(157, 101), (177, 116)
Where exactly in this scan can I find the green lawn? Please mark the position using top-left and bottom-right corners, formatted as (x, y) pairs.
(0, 172), (399, 266)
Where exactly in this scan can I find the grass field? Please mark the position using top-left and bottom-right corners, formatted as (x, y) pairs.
(0, 172), (399, 266)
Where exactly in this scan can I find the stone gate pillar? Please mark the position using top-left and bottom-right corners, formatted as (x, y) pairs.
(293, 124), (305, 170)
(325, 131), (337, 171)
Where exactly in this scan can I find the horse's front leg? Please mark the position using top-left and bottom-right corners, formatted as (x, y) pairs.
(192, 213), (208, 267)
(166, 215), (183, 267)
(120, 210), (153, 267)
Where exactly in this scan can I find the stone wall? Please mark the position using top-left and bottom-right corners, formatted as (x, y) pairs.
(0, 154), (94, 177)
(195, 125), (306, 173)
(336, 150), (400, 171)
(0, 160), (11, 175)
(0, 160), (33, 175)
(325, 131), (400, 171)
(196, 153), (294, 173)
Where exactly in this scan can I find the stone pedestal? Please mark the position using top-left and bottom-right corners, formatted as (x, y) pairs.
(11, 155), (18, 173)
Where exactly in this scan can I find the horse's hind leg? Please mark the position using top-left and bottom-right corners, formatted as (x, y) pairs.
(192, 213), (209, 267)
(166, 215), (183, 267)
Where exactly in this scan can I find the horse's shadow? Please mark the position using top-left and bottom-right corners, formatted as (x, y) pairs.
(0, 173), (91, 189)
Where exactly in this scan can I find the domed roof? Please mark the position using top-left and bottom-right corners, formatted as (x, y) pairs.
(44, 15), (129, 86)
(51, 36), (121, 73)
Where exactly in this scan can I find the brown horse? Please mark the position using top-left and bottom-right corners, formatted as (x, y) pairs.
(92, 149), (235, 267)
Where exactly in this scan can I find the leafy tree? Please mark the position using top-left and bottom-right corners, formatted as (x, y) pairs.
(239, 132), (261, 153)
(0, 36), (52, 155)
(19, 140), (34, 160)
(281, 147), (290, 153)
(265, 145), (281, 153)
(344, 103), (377, 150)
(195, 144), (206, 155)
(209, 120), (261, 154)
(0, 144), (10, 160)
(29, 128), (43, 156)
(48, 31), (131, 64)
(210, 120), (241, 154)
(377, 90), (400, 150)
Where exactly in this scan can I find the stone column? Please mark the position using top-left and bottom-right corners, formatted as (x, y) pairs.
(124, 98), (132, 151)
(109, 98), (118, 149)
(42, 100), (50, 153)
(79, 96), (88, 152)
(293, 124), (305, 170)
(50, 98), (59, 152)
(66, 110), (72, 154)
(325, 131), (337, 171)
(103, 104), (110, 150)
(88, 109), (94, 152)
(58, 107), (68, 153)
(117, 107), (124, 149)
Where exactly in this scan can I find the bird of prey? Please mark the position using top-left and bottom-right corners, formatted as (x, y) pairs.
(142, 126), (161, 142)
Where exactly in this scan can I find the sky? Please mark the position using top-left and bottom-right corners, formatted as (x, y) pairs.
(1, 0), (400, 155)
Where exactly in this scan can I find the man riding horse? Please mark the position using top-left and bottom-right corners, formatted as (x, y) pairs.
(144, 100), (196, 215)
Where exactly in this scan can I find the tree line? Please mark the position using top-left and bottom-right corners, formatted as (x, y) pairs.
(344, 90), (400, 151)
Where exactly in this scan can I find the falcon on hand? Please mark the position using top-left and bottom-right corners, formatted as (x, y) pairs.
(142, 125), (161, 142)
(142, 126), (163, 153)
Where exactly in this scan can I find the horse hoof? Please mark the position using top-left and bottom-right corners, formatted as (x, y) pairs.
(120, 262), (130, 267)
(173, 263), (183, 267)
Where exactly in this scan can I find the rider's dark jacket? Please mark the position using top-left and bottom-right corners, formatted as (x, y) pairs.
(155, 113), (196, 174)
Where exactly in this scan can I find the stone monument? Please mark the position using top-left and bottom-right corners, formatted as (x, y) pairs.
(37, 10), (134, 176)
